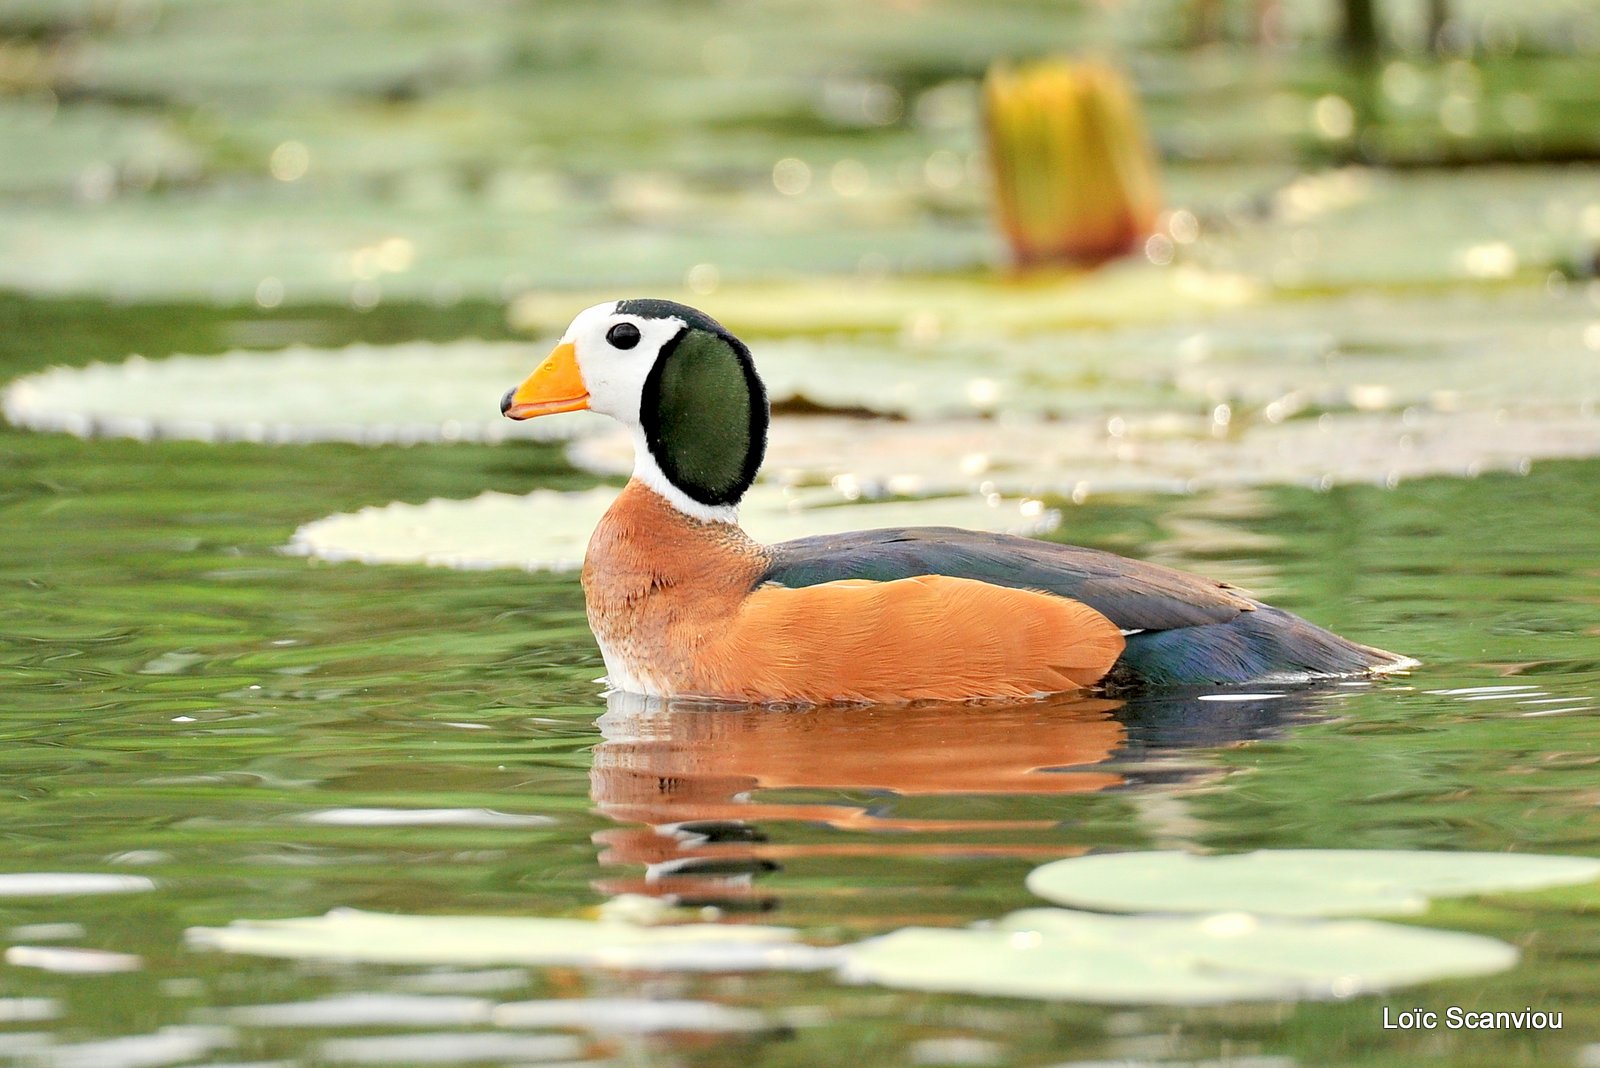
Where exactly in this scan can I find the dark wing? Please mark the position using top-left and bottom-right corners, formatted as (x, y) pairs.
(757, 527), (1254, 633)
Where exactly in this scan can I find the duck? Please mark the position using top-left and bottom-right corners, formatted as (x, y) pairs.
(501, 298), (1414, 704)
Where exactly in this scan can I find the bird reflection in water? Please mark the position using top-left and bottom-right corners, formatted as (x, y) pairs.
(589, 686), (1346, 911)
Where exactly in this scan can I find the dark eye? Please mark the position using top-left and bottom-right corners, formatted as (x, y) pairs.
(606, 322), (641, 350)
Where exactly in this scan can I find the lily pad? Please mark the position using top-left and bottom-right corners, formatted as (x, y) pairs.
(58, 1), (521, 102)
(512, 265), (1262, 340)
(540, 286), (1600, 415)
(0, 191), (997, 305)
(186, 907), (841, 971)
(838, 907), (1518, 1004)
(287, 486), (1059, 572)
(0, 100), (201, 197)
(571, 406), (1600, 500)
(4, 945), (144, 974)
(0, 328), (1178, 440)
(297, 808), (556, 828)
(1, 343), (587, 445)
(315, 1032), (581, 1066)
(11, 286), (1597, 449)
(1024, 849), (1600, 918)
(490, 997), (772, 1034)
(0, 873), (154, 897)
(1190, 166), (1594, 292)
(212, 993), (492, 1028)
(1, 164), (1582, 304)
(184, 903), (1520, 1006)
(18, 1026), (235, 1068)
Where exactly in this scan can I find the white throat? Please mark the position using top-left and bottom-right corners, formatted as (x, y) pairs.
(628, 426), (740, 525)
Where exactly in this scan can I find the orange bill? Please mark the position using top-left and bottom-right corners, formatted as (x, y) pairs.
(502, 341), (589, 419)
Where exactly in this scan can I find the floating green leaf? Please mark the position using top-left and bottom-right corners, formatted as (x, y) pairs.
(1025, 850), (1600, 918)
(0, 873), (154, 897)
(186, 903), (1520, 1006)
(511, 266), (1260, 340)
(59, 1), (521, 101)
(839, 908), (1518, 1004)
(1, 343), (587, 445)
(9, 287), (1597, 449)
(316, 1032), (582, 1066)
(490, 997), (773, 1035)
(212, 992), (491, 1028)
(298, 808), (556, 828)
(0, 101), (200, 197)
(0, 193), (995, 305)
(186, 908), (841, 971)
(1193, 167), (1587, 292)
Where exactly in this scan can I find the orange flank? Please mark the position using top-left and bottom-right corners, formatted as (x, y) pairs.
(691, 575), (1124, 703)
(582, 480), (1124, 703)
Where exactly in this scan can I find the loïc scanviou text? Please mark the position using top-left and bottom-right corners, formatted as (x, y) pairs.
(1383, 1007), (1562, 1031)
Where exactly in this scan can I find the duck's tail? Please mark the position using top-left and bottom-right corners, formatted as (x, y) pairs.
(1105, 602), (1416, 689)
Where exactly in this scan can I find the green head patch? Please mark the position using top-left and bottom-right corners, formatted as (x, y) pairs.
(640, 326), (768, 507)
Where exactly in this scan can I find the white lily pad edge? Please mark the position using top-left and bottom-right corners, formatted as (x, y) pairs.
(0, 343), (589, 446)
(1026, 848), (1600, 918)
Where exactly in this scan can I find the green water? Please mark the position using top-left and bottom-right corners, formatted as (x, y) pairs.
(2, 297), (1598, 1066)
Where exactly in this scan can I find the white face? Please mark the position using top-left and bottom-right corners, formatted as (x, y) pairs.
(561, 300), (686, 427)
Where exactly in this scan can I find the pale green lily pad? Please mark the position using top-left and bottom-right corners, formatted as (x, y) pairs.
(0, 192), (997, 305)
(572, 406), (1600, 500)
(186, 907), (841, 971)
(0, 873), (154, 897)
(213, 68), (940, 182)
(13, 1026), (235, 1068)
(316, 1033), (582, 1065)
(512, 266), (1262, 340)
(286, 486), (1060, 572)
(212, 993), (492, 1028)
(2, 334), (1069, 440)
(5, 945), (144, 974)
(490, 998), (772, 1034)
(507, 169), (1595, 335)
(838, 907), (1517, 1004)
(185, 903), (1520, 1005)
(0, 998), (59, 1023)
(3, 166), (1584, 303)
(1025, 850), (1600, 918)
(60, 1), (521, 102)
(32, 0), (1093, 106)
(549, 288), (1599, 493)
(12, 292), (1595, 498)
(1153, 287), (1600, 414)
(666, 287), (1600, 424)
(297, 808), (555, 829)
(204, 992), (772, 1033)
(10, 287), (1597, 446)
(0, 100), (201, 197)
(1, 342), (587, 445)
(1190, 166), (1595, 292)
